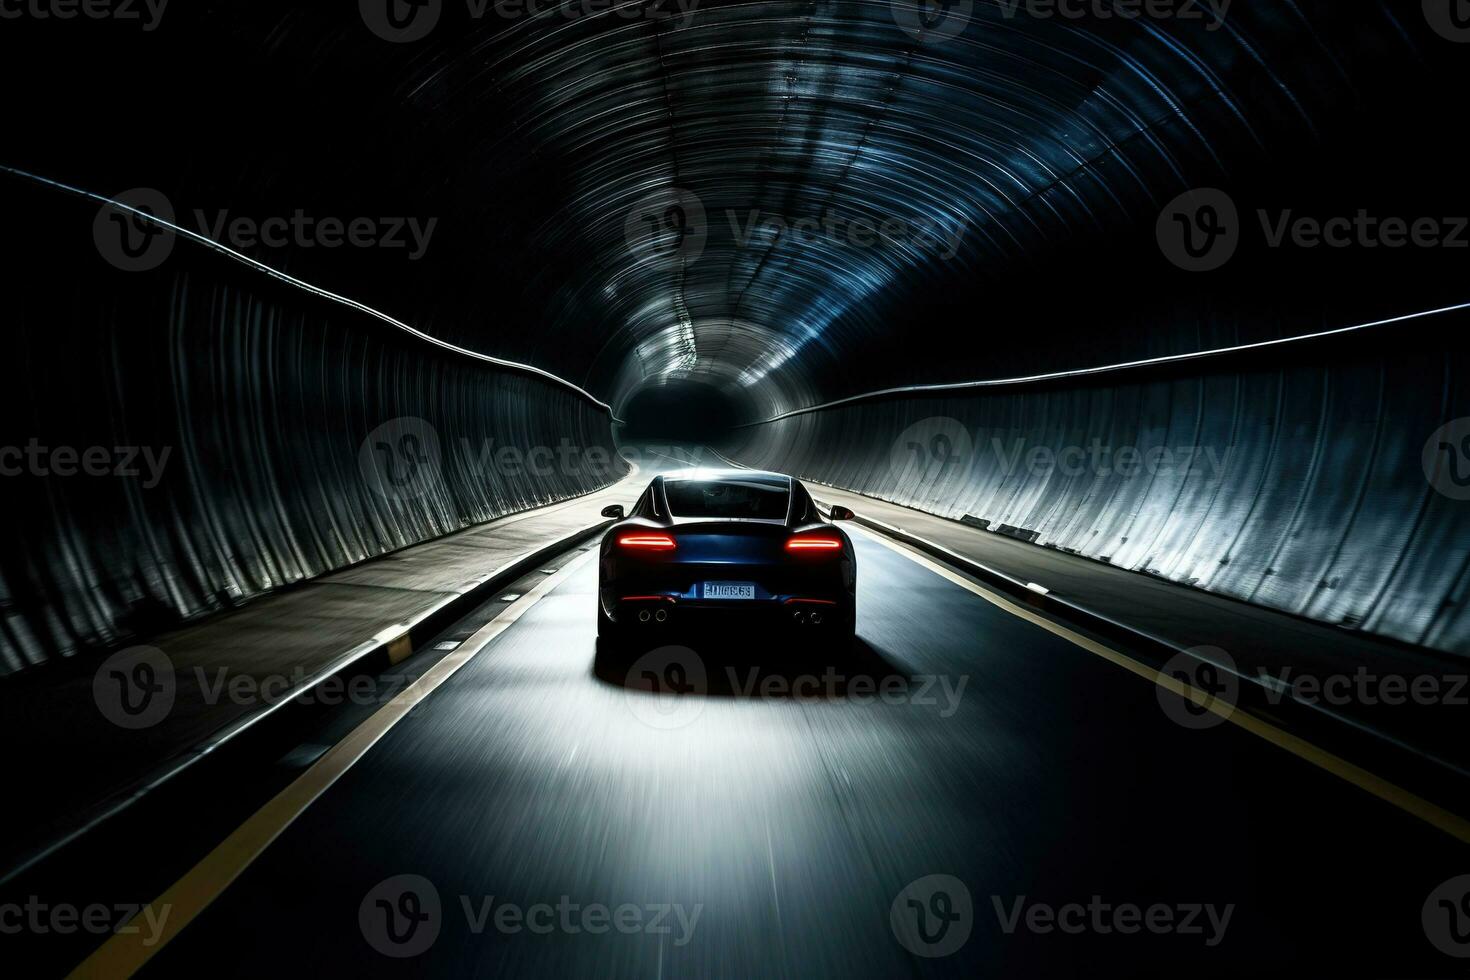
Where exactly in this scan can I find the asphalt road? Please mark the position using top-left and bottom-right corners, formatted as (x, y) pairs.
(133, 528), (1464, 978)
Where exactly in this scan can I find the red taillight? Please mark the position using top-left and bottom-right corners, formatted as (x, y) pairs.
(786, 536), (843, 553)
(617, 533), (676, 552)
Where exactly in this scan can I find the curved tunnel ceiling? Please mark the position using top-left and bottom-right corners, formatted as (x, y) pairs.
(366, 0), (1437, 419)
(2, 1), (1451, 421)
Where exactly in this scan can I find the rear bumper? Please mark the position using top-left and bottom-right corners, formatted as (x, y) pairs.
(604, 593), (849, 632)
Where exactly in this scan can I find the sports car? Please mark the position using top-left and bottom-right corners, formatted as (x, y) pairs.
(597, 469), (856, 649)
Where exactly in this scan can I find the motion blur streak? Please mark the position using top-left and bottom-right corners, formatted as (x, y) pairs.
(132, 527), (1459, 977)
(0, 3), (1466, 977)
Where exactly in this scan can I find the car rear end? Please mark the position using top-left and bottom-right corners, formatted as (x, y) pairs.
(599, 473), (855, 644)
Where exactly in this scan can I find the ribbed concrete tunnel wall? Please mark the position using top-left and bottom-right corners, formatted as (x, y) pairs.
(3, 3), (1467, 670)
(723, 316), (1470, 655)
(0, 185), (625, 673)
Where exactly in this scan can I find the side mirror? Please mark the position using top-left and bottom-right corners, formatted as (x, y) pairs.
(601, 505), (626, 520)
(829, 505), (855, 521)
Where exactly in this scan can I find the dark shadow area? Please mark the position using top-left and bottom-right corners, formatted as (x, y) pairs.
(618, 381), (746, 443)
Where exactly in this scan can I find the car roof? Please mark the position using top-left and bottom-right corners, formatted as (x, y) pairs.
(659, 468), (791, 485)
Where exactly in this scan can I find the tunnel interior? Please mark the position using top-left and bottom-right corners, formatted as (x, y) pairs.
(4, 1), (1468, 422)
(2, 0), (1467, 664)
(2, 6), (1470, 974)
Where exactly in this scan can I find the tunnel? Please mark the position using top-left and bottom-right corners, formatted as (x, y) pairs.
(1, 2), (1468, 976)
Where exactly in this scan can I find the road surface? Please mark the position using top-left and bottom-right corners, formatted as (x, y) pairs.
(114, 526), (1463, 977)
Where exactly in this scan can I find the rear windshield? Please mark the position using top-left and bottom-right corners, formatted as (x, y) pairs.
(664, 478), (790, 520)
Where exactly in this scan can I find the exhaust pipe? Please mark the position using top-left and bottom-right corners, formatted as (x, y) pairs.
(638, 609), (652, 623)
(809, 611), (823, 625)
(792, 610), (806, 624)
(654, 608), (668, 623)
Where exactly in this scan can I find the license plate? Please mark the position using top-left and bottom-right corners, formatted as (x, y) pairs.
(703, 582), (755, 600)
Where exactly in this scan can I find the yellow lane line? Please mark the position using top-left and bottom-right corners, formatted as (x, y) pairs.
(847, 523), (1470, 847)
(68, 549), (597, 980)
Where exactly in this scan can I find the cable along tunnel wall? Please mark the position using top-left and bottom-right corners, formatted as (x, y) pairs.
(723, 322), (1470, 656)
(0, 191), (626, 673)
